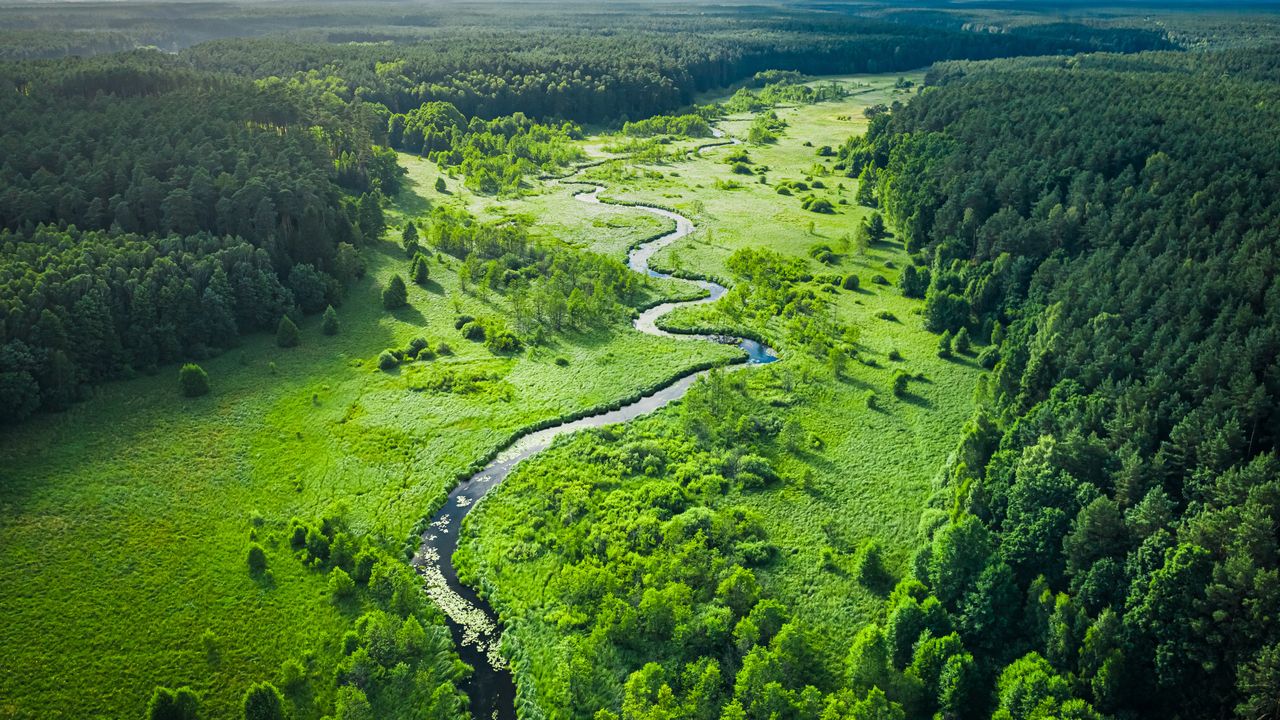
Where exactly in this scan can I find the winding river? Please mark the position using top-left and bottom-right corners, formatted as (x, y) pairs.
(412, 132), (776, 720)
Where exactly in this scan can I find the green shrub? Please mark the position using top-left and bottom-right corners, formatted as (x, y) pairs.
(461, 321), (486, 341)
(378, 350), (399, 371)
(382, 274), (408, 310)
(554, 356), (570, 367)
(321, 305), (339, 335)
(278, 658), (307, 694)
(953, 326), (971, 355)
(842, 274), (860, 291)
(242, 682), (284, 720)
(887, 349), (903, 362)
(329, 567), (356, 600)
(411, 252), (431, 284)
(871, 274), (889, 285)
(246, 543), (267, 573)
(453, 315), (475, 330)
(938, 330), (954, 359)
(147, 686), (199, 720)
(978, 346), (1000, 369)
(178, 363), (209, 397)
(275, 316), (299, 348)
(852, 540), (892, 590)
(892, 370), (909, 397)
(406, 337), (430, 360)
(434, 177), (447, 192)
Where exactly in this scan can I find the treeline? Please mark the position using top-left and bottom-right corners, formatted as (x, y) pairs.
(179, 15), (1172, 124)
(389, 102), (584, 194)
(836, 47), (1280, 719)
(418, 207), (644, 336)
(0, 53), (394, 422)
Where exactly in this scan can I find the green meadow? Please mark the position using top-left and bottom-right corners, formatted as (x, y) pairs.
(443, 72), (986, 713)
(0, 172), (734, 719)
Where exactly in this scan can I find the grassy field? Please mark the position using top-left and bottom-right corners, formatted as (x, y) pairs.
(0, 71), (970, 720)
(447, 72), (984, 713)
(0, 164), (735, 717)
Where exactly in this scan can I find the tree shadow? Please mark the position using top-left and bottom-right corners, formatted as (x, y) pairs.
(900, 391), (934, 410)
(418, 278), (445, 296)
(395, 174), (434, 217)
(390, 303), (427, 326)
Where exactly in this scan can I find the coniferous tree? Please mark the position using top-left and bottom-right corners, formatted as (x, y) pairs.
(322, 305), (339, 336)
(276, 316), (300, 348)
(178, 363), (210, 397)
(411, 253), (431, 285)
(382, 275), (408, 310)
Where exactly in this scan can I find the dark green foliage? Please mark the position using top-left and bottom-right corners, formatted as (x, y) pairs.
(321, 305), (339, 336)
(0, 53), (389, 422)
(801, 196), (835, 214)
(485, 327), (522, 354)
(146, 686), (199, 720)
(241, 683), (283, 720)
(402, 221), (419, 252)
(329, 567), (355, 600)
(377, 351), (399, 371)
(275, 316), (299, 348)
(891, 370), (909, 397)
(460, 321), (485, 342)
(937, 330), (953, 359)
(178, 364), (209, 398)
(623, 114), (711, 138)
(246, 543), (267, 573)
(898, 264), (929, 299)
(865, 213), (887, 242)
(837, 46), (1280, 720)
(853, 540), (892, 591)
(381, 275), (408, 310)
(410, 253), (430, 285)
(952, 327), (970, 355)
(434, 177), (447, 193)
(842, 274), (860, 291)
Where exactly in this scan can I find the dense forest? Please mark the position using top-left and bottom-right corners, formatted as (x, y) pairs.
(4, 3), (1280, 720)
(0, 53), (397, 421)
(834, 47), (1280, 719)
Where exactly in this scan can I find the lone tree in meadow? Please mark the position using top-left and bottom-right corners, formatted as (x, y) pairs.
(147, 686), (199, 720)
(953, 326), (971, 355)
(435, 176), (447, 193)
(411, 253), (431, 285)
(321, 305), (339, 336)
(178, 363), (209, 397)
(383, 274), (408, 310)
(242, 682), (284, 720)
(276, 316), (300, 348)
(938, 330), (954, 359)
(246, 542), (267, 573)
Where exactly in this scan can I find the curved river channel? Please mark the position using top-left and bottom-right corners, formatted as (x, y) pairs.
(412, 137), (777, 720)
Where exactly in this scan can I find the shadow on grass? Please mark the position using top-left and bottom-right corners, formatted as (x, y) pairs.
(395, 174), (434, 217)
(899, 391), (934, 410)
(417, 278), (445, 296)
(391, 303), (428, 326)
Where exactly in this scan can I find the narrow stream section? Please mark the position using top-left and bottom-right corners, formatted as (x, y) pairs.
(412, 135), (776, 720)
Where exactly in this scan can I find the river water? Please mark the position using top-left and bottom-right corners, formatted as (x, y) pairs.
(412, 139), (776, 720)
